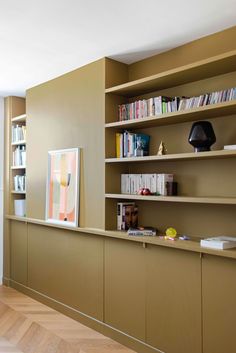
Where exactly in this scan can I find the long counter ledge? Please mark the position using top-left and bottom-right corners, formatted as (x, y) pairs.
(5, 214), (236, 260)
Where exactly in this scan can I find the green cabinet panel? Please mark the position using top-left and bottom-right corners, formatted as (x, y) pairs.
(10, 221), (28, 285)
(202, 254), (236, 353)
(27, 224), (104, 321)
(104, 238), (146, 341)
(146, 245), (202, 353)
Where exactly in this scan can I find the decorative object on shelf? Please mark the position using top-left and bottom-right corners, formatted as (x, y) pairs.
(166, 181), (178, 196)
(179, 235), (191, 240)
(46, 148), (80, 227)
(164, 227), (177, 240)
(157, 141), (167, 155)
(188, 121), (216, 152)
(138, 187), (151, 195)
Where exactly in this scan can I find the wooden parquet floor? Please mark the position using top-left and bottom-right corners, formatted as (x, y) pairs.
(0, 286), (134, 353)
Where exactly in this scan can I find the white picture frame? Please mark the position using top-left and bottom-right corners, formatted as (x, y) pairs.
(46, 148), (80, 227)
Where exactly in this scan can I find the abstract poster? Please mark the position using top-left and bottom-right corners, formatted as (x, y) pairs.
(46, 148), (80, 227)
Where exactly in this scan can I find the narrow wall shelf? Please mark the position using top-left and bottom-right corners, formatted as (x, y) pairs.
(105, 50), (236, 96)
(105, 100), (236, 129)
(105, 149), (236, 163)
(11, 140), (26, 146)
(11, 166), (26, 170)
(11, 191), (26, 194)
(11, 114), (26, 123)
(105, 193), (236, 205)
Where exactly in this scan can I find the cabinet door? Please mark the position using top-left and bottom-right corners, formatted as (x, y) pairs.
(202, 254), (236, 353)
(146, 245), (202, 353)
(104, 238), (146, 340)
(28, 224), (104, 321)
(10, 221), (28, 285)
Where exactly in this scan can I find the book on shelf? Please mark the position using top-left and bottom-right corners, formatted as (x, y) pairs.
(200, 236), (236, 250)
(224, 144), (236, 150)
(117, 87), (236, 122)
(13, 175), (26, 192)
(14, 199), (26, 217)
(12, 146), (26, 166)
(12, 124), (26, 142)
(116, 131), (150, 158)
(127, 227), (157, 236)
(121, 173), (173, 196)
(117, 202), (138, 231)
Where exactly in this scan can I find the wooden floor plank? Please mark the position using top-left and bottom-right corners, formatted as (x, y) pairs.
(0, 286), (134, 353)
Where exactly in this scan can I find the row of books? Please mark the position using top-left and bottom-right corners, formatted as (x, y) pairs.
(118, 87), (236, 121)
(116, 132), (150, 158)
(121, 173), (173, 196)
(12, 124), (26, 142)
(13, 174), (26, 192)
(13, 146), (26, 166)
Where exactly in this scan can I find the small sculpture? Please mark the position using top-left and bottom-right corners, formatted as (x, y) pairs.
(157, 141), (167, 155)
(188, 121), (216, 152)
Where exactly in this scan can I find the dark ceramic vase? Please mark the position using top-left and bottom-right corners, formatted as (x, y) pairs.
(188, 121), (216, 152)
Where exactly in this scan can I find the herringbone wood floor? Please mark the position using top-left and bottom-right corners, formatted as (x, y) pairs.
(0, 285), (134, 353)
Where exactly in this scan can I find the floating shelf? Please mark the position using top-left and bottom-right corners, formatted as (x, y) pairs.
(11, 140), (26, 146)
(105, 100), (236, 129)
(105, 50), (236, 96)
(11, 114), (26, 123)
(11, 166), (26, 170)
(105, 193), (236, 205)
(11, 190), (26, 194)
(105, 149), (236, 163)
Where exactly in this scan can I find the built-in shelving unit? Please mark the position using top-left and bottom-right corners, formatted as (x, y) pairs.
(10, 112), (27, 216)
(105, 51), (236, 233)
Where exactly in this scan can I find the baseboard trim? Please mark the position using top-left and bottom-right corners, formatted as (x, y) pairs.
(8, 279), (163, 353)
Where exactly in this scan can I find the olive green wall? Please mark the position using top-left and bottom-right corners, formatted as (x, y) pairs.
(26, 59), (105, 228)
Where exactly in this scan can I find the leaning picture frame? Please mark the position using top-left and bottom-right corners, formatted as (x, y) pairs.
(46, 148), (80, 227)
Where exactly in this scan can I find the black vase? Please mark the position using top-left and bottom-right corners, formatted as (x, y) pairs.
(188, 121), (216, 152)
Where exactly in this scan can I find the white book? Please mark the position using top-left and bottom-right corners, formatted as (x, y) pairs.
(224, 144), (236, 150)
(121, 174), (130, 194)
(157, 174), (173, 196)
(150, 174), (157, 194)
(200, 236), (236, 250)
(14, 199), (26, 217)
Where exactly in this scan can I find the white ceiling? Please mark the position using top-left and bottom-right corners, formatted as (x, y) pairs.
(1, 0), (236, 97)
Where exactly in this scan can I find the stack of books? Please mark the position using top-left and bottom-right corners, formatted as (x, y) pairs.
(224, 145), (236, 150)
(200, 236), (236, 250)
(127, 227), (157, 236)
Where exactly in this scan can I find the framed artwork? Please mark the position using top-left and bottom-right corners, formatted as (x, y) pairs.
(46, 148), (80, 227)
